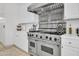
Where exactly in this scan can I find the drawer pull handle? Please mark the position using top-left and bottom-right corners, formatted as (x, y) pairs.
(35, 40), (38, 41)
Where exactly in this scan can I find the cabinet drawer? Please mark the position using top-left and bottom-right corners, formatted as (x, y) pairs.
(61, 38), (79, 48)
(61, 45), (79, 56)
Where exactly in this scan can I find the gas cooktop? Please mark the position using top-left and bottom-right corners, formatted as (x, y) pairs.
(29, 30), (65, 35)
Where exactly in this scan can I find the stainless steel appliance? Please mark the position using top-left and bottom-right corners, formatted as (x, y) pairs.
(27, 32), (39, 56)
(27, 3), (65, 56)
(27, 31), (61, 56)
(37, 33), (61, 56)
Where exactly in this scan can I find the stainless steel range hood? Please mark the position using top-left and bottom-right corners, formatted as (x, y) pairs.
(27, 3), (64, 14)
(27, 3), (49, 13)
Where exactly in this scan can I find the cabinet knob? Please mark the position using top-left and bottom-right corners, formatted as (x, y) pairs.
(69, 42), (72, 44)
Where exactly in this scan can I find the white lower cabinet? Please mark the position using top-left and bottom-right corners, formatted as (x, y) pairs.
(61, 45), (79, 56)
(61, 36), (79, 56)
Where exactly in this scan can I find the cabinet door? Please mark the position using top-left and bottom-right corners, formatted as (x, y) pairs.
(61, 38), (79, 56)
(61, 45), (79, 56)
(0, 23), (5, 42)
(61, 38), (79, 48)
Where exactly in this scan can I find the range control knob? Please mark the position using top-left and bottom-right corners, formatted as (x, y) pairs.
(49, 37), (52, 40)
(29, 34), (31, 37)
(46, 36), (48, 39)
(54, 38), (57, 41)
(36, 35), (38, 37)
(32, 34), (33, 36)
(28, 34), (29, 36)
(40, 36), (42, 39)
(29, 34), (31, 36)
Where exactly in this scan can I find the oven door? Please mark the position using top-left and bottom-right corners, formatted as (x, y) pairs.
(37, 41), (61, 56)
(28, 38), (37, 55)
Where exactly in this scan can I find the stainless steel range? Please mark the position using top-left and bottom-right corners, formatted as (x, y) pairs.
(27, 32), (39, 56)
(27, 3), (66, 56)
(27, 31), (61, 56)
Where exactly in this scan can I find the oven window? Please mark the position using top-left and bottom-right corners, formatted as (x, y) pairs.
(30, 42), (35, 47)
(41, 45), (53, 55)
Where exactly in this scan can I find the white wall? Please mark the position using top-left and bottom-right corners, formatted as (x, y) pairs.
(66, 20), (79, 35)
(0, 3), (38, 52)
(2, 4), (18, 46)
(0, 4), (6, 44)
(0, 4), (5, 17)
(0, 4), (19, 46)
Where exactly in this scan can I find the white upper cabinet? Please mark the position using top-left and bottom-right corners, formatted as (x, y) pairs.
(64, 3), (79, 19)
(0, 4), (5, 17)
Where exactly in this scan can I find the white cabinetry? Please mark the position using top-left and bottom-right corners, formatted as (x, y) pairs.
(15, 24), (34, 52)
(0, 22), (5, 44)
(64, 3), (79, 19)
(61, 35), (79, 56)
